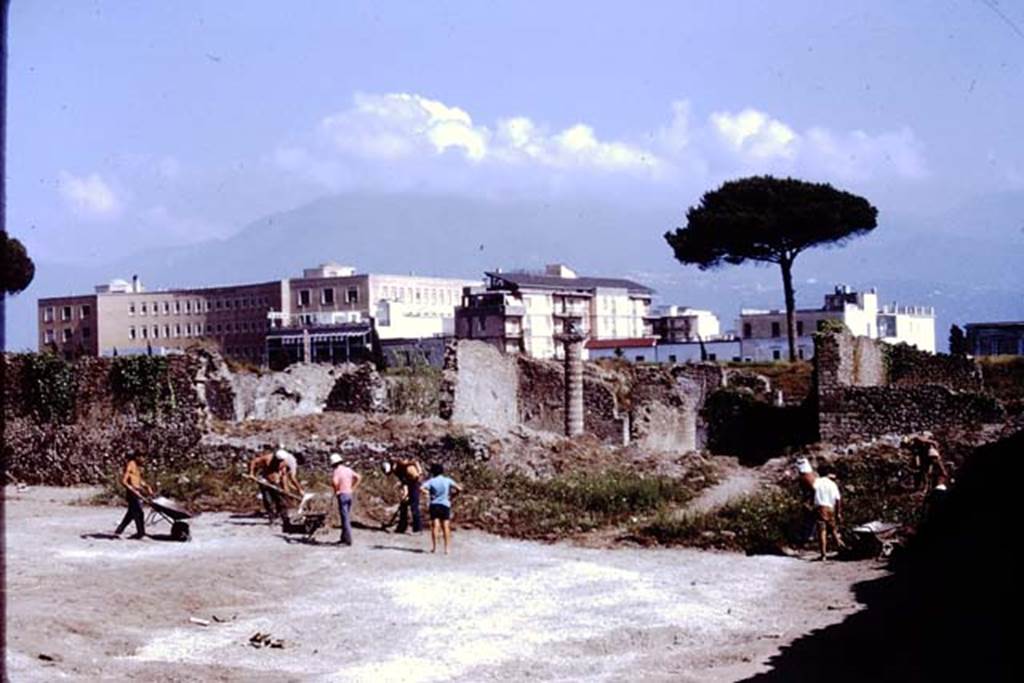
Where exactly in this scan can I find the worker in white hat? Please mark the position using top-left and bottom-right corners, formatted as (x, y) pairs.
(330, 453), (361, 546)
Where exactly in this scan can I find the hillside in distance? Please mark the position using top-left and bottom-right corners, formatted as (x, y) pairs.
(8, 191), (1023, 351)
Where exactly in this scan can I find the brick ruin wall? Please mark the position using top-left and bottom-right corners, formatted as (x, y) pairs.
(815, 331), (1004, 443)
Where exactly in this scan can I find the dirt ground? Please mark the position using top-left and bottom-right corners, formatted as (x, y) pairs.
(5, 486), (885, 682)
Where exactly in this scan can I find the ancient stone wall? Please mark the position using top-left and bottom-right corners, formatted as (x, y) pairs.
(324, 363), (388, 414)
(439, 341), (519, 431)
(818, 386), (1004, 443)
(3, 353), (208, 485)
(885, 343), (983, 391)
(815, 331), (1003, 443)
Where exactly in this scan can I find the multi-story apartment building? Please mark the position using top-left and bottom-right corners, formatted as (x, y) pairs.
(965, 321), (1024, 356)
(38, 276), (283, 363)
(38, 265), (479, 365)
(739, 285), (935, 361)
(455, 264), (653, 359)
(647, 305), (722, 342)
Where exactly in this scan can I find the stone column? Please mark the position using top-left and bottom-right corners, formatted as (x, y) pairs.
(563, 336), (584, 437)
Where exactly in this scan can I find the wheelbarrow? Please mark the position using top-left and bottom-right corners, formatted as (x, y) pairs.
(141, 494), (194, 542)
(850, 520), (902, 559)
(281, 493), (328, 540)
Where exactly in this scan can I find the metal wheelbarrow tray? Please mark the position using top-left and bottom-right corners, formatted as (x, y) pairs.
(144, 495), (195, 542)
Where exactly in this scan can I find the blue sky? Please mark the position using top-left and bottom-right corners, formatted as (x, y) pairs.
(7, 1), (1024, 269)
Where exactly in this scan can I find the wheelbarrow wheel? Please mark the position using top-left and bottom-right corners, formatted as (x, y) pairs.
(171, 521), (191, 542)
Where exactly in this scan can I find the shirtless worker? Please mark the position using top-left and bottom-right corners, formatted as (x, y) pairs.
(907, 433), (949, 493)
(114, 452), (155, 539)
(382, 457), (424, 533)
(248, 446), (305, 524)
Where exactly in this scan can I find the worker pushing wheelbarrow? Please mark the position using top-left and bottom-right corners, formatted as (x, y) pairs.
(141, 493), (194, 542)
(114, 452), (193, 541)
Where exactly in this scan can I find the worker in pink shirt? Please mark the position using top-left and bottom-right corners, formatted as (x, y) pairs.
(330, 453), (361, 546)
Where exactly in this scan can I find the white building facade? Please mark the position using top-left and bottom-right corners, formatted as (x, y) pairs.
(739, 285), (935, 362)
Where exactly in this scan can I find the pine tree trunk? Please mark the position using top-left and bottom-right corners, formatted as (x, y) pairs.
(780, 259), (797, 362)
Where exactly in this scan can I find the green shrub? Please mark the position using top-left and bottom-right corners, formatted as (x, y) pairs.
(109, 356), (172, 414)
(386, 364), (442, 416)
(21, 353), (77, 423)
(640, 487), (803, 553)
(457, 465), (708, 538)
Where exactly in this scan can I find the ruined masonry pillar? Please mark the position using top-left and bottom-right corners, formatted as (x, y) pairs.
(564, 338), (584, 437)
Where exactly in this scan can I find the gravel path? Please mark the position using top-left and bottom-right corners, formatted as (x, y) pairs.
(5, 486), (883, 682)
(685, 458), (764, 515)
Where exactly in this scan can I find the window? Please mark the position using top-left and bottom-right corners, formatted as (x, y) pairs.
(128, 327), (136, 340)
(216, 324), (223, 333)
(44, 329), (55, 343)
(206, 324), (213, 334)
(141, 303), (148, 316)
(636, 355), (646, 362)
(771, 322), (781, 338)
(162, 302), (169, 315)
(82, 326), (92, 339)
(152, 325), (160, 338)
(62, 306), (72, 321)
(216, 299), (223, 310)
(174, 324), (181, 338)
(299, 290), (311, 307)
(797, 321), (804, 336)
(668, 355), (677, 363)
(743, 323), (752, 338)
(772, 349), (782, 360)
(798, 348), (805, 360)
(44, 306), (54, 322)
(185, 301), (191, 314)
(141, 326), (148, 339)
(477, 317), (485, 332)
(322, 288), (335, 305)
(174, 301), (181, 314)
(128, 303), (136, 316)
(163, 325), (170, 338)
(80, 305), (91, 318)
(347, 287), (359, 304)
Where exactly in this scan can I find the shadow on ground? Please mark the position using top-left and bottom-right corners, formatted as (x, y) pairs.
(742, 431), (1017, 682)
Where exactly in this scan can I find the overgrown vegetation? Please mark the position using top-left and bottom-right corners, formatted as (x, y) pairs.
(109, 356), (173, 415)
(90, 462), (257, 512)
(639, 445), (925, 554)
(978, 355), (1024, 415)
(21, 353), (77, 423)
(724, 361), (814, 401)
(455, 463), (715, 539)
(385, 364), (442, 417)
(641, 487), (802, 554)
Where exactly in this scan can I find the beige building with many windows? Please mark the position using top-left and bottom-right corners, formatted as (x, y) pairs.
(37, 265), (479, 364)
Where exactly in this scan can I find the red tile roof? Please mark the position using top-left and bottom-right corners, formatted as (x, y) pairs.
(585, 337), (659, 350)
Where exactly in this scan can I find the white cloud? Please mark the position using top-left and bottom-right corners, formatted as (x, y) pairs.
(280, 92), (928, 197)
(321, 92), (489, 161)
(58, 171), (122, 219)
(710, 108), (798, 160)
(316, 92), (660, 174)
